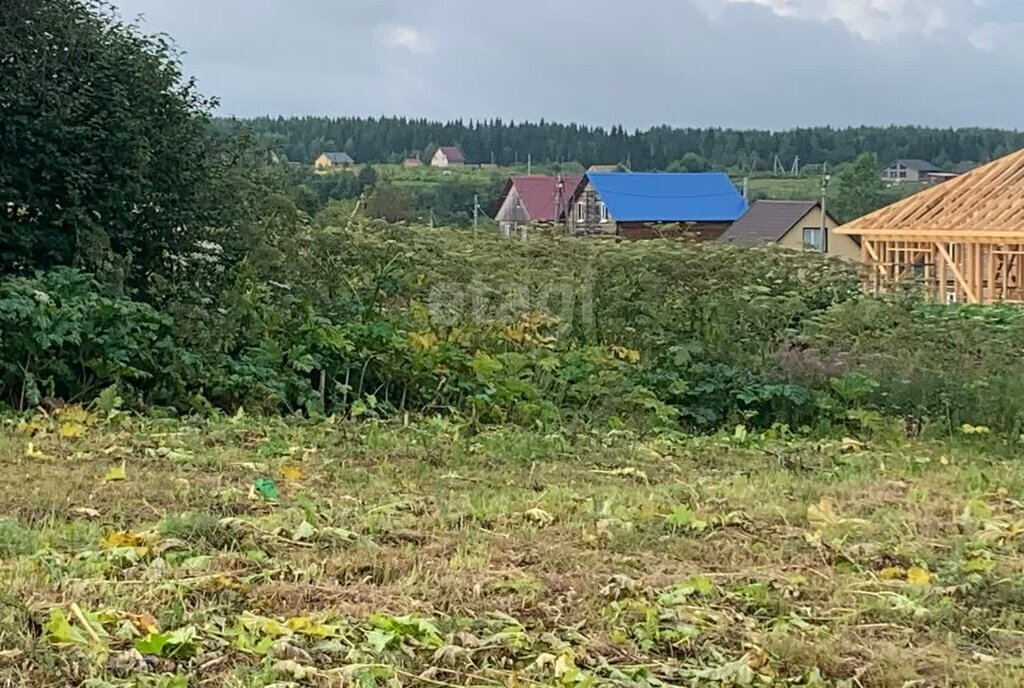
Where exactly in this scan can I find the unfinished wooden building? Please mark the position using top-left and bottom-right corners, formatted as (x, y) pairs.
(836, 149), (1024, 304)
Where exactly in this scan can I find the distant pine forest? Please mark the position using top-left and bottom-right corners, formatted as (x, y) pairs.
(238, 116), (1024, 171)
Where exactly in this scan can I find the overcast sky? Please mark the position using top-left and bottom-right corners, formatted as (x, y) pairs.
(109, 0), (1024, 130)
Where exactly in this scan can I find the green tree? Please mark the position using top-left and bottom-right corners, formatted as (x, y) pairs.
(0, 0), (281, 293)
(831, 153), (886, 222)
(356, 165), (380, 192)
(315, 199), (362, 229)
(667, 153), (710, 172)
(422, 144), (439, 166)
(366, 185), (416, 223)
(290, 184), (322, 216)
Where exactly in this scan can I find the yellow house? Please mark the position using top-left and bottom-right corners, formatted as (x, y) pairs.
(718, 200), (859, 260)
(314, 152), (355, 170)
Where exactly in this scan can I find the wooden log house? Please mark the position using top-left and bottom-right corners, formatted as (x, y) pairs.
(836, 149), (1024, 304)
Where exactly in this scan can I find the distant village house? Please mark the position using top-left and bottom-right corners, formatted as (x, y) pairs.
(432, 146), (466, 168)
(314, 152), (355, 170)
(568, 172), (748, 240)
(402, 157), (423, 168)
(881, 159), (939, 184)
(494, 175), (582, 237)
(718, 200), (859, 260)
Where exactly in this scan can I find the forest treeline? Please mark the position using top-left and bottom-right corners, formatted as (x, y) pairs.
(243, 116), (1024, 170)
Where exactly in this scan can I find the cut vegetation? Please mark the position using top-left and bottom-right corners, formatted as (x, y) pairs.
(3, 410), (1024, 686)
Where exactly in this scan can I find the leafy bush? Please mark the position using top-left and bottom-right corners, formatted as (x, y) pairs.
(803, 295), (1024, 435)
(0, 269), (177, 408)
(1, 0), (289, 296)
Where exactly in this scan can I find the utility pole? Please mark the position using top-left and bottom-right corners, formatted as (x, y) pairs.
(742, 176), (750, 203)
(555, 175), (564, 220)
(820, 162), (831, 252)
(527, 154), (532, 175)
(556, 175), (569, 233)
(473, 194), (479, 231)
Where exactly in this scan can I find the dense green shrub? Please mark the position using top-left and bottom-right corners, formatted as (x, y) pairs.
(5, 226), (1024, 438)
(0, 269), (177, 408)
(1, 0), (305, 299)
(803, 295), (1024, 434)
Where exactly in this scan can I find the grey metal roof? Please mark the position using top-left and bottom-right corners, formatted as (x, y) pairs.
(887, 159), (939, 172)
(718, 200), (818, 243)
(323, 152), (355, 164)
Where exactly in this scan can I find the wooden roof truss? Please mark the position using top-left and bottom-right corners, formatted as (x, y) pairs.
(839, 150), (1024, 304)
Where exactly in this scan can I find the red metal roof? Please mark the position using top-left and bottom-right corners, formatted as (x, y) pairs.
(505, 175), (583, 222)
(438, 146), (466, 163)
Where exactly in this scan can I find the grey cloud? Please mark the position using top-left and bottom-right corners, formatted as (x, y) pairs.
(111, 0), (1024, 129)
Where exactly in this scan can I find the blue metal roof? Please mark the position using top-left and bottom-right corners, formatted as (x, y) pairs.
(587, 172), (747, 222)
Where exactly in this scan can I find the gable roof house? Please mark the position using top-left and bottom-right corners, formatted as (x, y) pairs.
(881, 159), (940, 184)
(432, 146), (466, 168)
(719, 200), (859, 259)
(315, 152), (355, 169)
(568, 172), (748, 240)
(494, 175), (583, 237)
(837, 148), (1024, 304)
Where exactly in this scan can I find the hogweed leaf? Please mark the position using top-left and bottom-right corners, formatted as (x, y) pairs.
(59, 422), (87, 439)
(807, 497), (839, 531)
(103, 463), (127, 482)
(45, 609), (89, 646)
(907, 567), (932, 586)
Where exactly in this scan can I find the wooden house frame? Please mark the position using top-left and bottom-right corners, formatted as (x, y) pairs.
(836, 150), (1024, 304)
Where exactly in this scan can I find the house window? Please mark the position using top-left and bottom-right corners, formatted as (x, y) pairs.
(802, 227), (825, 252)
(599, 201), (610, 223)
(576, 202), (586, 222)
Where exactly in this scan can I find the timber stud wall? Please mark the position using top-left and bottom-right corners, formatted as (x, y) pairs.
(860, 238), (1024, 304)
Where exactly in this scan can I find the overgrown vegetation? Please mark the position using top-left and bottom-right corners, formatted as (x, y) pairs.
(5, 226), (1024, 438)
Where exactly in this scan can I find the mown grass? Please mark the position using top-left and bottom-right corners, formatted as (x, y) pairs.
(3, 409), (1024, 687)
